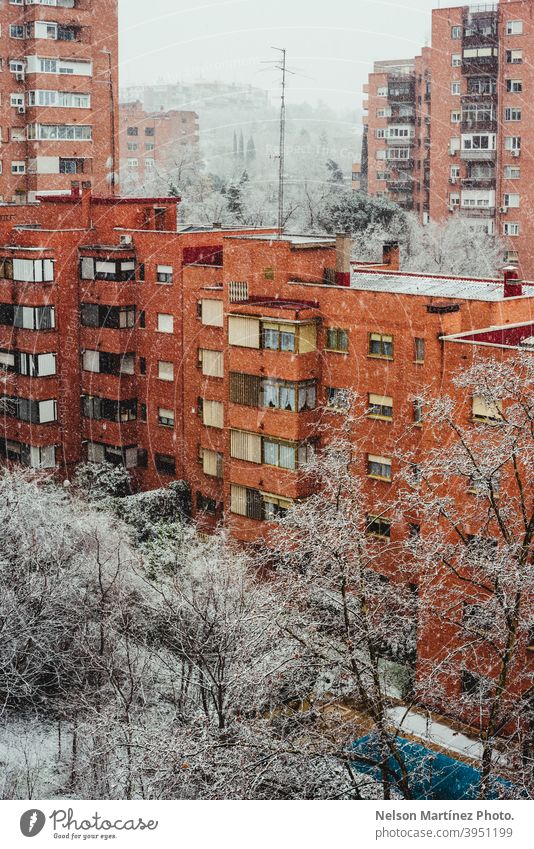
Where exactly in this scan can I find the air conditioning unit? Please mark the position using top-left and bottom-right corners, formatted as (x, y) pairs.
(448, 177), (457, 184)
(499, 206), (508, 214)
(17, 106), (25, 115)
(15, 72), (25, 83)
(512, 149), (520, 157)
(119, 234), (133, 246)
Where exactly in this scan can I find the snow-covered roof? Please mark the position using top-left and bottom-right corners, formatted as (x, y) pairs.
(349, 271), (534, 301)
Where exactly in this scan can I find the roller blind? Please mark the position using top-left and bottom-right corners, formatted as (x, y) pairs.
(369, 393), (393, 407)
(228, 316), (260, 348)
(202, 400), (224, 429)
(230, 484), (247, 516)
(230, 429), (262, 464)
(229, 372), (261, 406)
(201, 299), (224, 327)
(298, 323), (317, 353)
(472, 395), (502, 420)
(201, 349), (224, 378)
(203, 449), (222, 477)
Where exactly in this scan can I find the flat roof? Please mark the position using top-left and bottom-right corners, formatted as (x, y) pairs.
(226, 234), (334, 246)
(349, 270), (534, 302)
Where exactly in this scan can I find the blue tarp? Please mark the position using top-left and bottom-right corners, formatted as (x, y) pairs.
(352, 734), (515, 800)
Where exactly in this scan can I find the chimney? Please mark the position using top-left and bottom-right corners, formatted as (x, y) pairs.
(335, 233), (352, 287)
(503, 265), (522, 298)
(383, 241), (400, 270)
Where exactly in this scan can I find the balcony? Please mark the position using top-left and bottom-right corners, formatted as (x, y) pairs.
(387, 90), (415, 104)
(459, 207), (495, 218)
(386, 136), (415, 146)
(461, 177), (495, 189)
(460, 149), (496, 161)
(461, 56), (498, 75)
(386, 180), (413, 192)
(388, 158), (414, 169)
(462, 91), (497, 102)
(387, 115), (415, 124)
(460, 119), (497, 133)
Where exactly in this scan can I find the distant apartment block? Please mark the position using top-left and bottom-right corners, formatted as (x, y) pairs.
(362, 1), (534, 277)
(0, 0), (119, 202)
(119, 101), (199, 190)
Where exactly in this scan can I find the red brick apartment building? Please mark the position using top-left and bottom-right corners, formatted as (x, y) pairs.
(119, 101), (199, 190)
(363, 1), (534, 277)
(0, 188), (531, 733)
(0, 0), (118, 202)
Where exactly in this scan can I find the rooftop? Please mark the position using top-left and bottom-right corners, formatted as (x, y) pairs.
(349, 269), (534, 302)
(226, 233), (335, 247)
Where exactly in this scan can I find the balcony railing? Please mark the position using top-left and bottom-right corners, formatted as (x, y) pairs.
(386, 114), (415, 124)
(460, 118), (497, 133)
(385, 136), (415, 145)
(459, 207), (495, 218)
(462, 56), (498, 74)
(386, 180), (414, 191)
(461, 177), (495, 189)
(460, 149), (496, 161)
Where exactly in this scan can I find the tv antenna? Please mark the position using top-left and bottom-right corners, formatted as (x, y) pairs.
(263, 48), (296, 236)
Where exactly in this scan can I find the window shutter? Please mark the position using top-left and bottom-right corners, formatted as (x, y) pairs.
(38, 399), (57, 423)
(87, 442), (105, 463)
(231, 484), (247, 516)
(228, 316), (260, 348)
(203, 449), (222, 477)
(201, 299), (224, 327)
(472, 395), (502, 420)
(158, 361), (174, 381)
(202, 400), (224, 429)
(369, 393), (393, 407)
(201, 349), (224, 377)
(83, 350), (100, 372)
(298, 323), (317, 354)
(230, 429), (262, 463)
(229, 372), (260, 406)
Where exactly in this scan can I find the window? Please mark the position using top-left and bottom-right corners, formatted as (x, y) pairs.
(506, 20), (523, 35)
(367, 454), (392, 481)
(202, 400), (224, 429)
(155, 453), (176, 475)
(451, 25), (461, 39)
(326, 387), (349, 411)
(368, 333), (393, 359)
(368, 393), (393, 420)
(468, 473), (500, 497)
(228, 315), (260, 348)
(461, 671), (492, 700)
(80, 304), (136, 329)
(505, 250), (519, 263)
(139, 357), (146, 375)
(158, 407), (174, 427)
(155, 360), (173, 381)
(263, 321), (296, 352)
(156, 264), (173, 284)
(82, 350), (134, 376)
(451, 54), (461, 67)
(82, 397), (137, 423)
(413, 398), (423, 425)
(9, 25), (25, 39)
(503, 222), (520, 236)
(198, 349), (224, 378)
(504, 107), (522, 121)
(28, 124), (92, 141)
(230, 485), (292, 521)
(377, 86), (388, 97)
(450, 166), (460, 180)
(229, 374), (316, 412)
(127, 127), (138, 136)
(157, 313), (174, 333)
(503, 193), (520, 208)
(80, 258), (135, 282)
(366, 515), (391, 540)
(506, 49), (523, 63)
(325, 328), (349, 353)
(472, 395), (503, 422)
(127, 143), (138, 151)
(414, 338), (425, 363)
(504, 165), (520, 179)
(200, 299), (224, 327)
(505, 136), (521, 151)
(1, 258), (55, 283)
(145, 127), (155, 137)
(11, 161), (26, 175)
(11, 304), (55, 331)
(145, 158), (155, 169)
(451, 82), (461, 95)
(461, 133), (496, 151)
(261, 379), (296, 412)
(451, 110), (461, 124)
(201, 448), (223, 478)
(128, 159), (138, 168)
(506, 79), (523, 92)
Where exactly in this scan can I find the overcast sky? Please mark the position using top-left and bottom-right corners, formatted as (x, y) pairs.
(119, 0), (459, 110)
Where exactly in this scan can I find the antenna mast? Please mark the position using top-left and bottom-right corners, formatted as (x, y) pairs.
(275, 47), (287, 235)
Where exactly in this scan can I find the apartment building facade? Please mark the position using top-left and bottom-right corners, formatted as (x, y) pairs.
(0, 0), (118, 202)
(119, 100), (199, 192)
(0, 189), (532, 736)
(362, 1), (534, 277)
